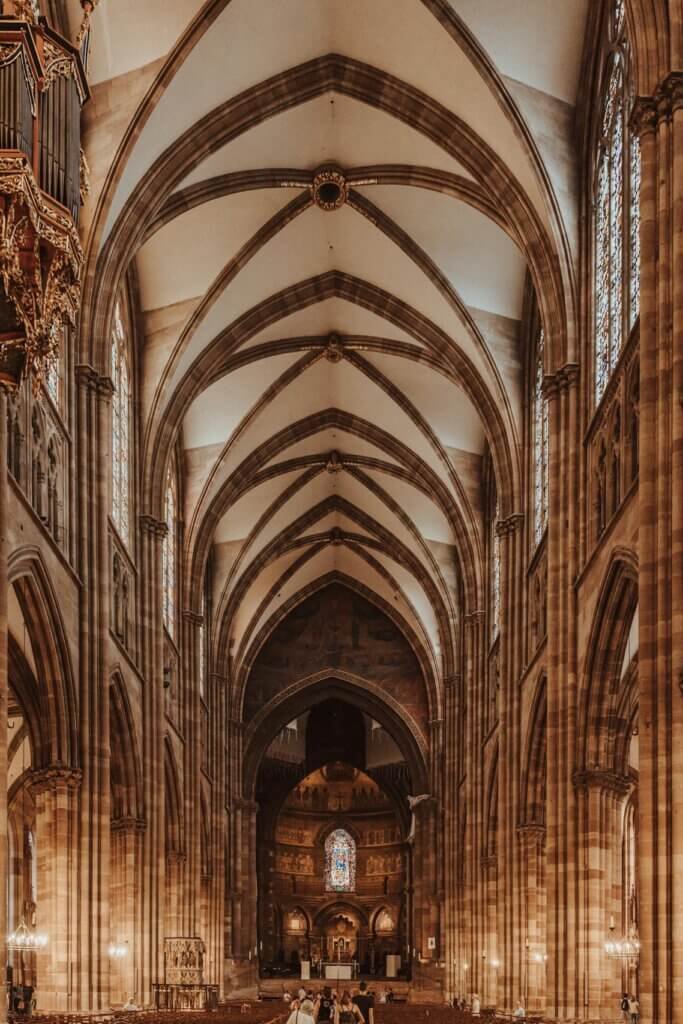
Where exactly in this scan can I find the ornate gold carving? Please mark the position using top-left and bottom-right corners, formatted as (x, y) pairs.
(76, 0), (99, 52)
(12, 1), (38, 24)
(311, 167), (348, 211)
(42, 38), (87, 101)
(0, 157), (82, 391)
(79, 148), (91, 205)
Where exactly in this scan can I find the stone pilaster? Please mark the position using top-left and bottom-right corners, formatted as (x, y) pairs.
(180, 608), (203, 939)
(75, 366), (113, 1010)
(543, 363), (580, 1021)
(442, 671), (461, 1000)
(31, 767), (82, 1010)
(631, 72), (683, 1024)
(496, 512), (525, 1012)
(573, 770), (633, 1019)
(110, 816), (146, 1003)
(517, 825), (546, 1013)
(463, 610), (485, 1000)
(138, 513), (168, 1000)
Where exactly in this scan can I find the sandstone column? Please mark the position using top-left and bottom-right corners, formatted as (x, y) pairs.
(138, 515), (168, 1000)
(633, 73), (683, 1024)
(32, 767), (81, 1010)
(544, 365), (580, 1021)
(75, 367), (113, 1009)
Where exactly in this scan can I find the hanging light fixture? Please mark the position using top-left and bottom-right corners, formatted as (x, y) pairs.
(108, 943), (128, 959)
(7, 919), (47, 951)
(604, 918), (640, 961)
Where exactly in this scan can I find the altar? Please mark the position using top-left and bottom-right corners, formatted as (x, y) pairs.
(323, 962), (357, 981)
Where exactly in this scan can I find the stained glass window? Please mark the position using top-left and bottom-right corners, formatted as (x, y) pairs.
(111, 301), (130, 541)
(199, 586), (206, 699)
(491, 497), (500, 641)
(163, 470), (176, 638)
(533, 328), (548, 545)
(325, 829), (356, 892)
(594, 4), (640, 404)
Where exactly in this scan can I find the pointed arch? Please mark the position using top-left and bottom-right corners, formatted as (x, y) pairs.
(577, 547), (638, 773)
(8, 548), (78, 768)
(109, 672), (143, 821)
(520, 675), (547, 827)
(164, 738), (183, 856)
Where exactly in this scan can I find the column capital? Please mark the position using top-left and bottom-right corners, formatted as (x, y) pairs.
(516, 823), (546, 847)
(542, 362), (579, 400)
(443, 673), (461, 689)
(183, 609), (204, 626)
(75, 363), (114, 396)
(464, 609), (485, 626)
(572, 767), (633, 796)
(139, 513), (168, 537)
(111, 815), (147, 835)
(30, 764), (82, 794)
(480, 853), (497, 870)
(496, 512), (524, 537)
(632, 72), (683, 136)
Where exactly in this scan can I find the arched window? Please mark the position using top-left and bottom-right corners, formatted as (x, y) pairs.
(162, 470), (177, 639)
(533, 326), (548, 545)
(111, 300), (130, 541)
(199, 585), (207, 699)
(325, 829), (356, 892)
(594, 0), (640, 403)
(491, 495), (500, 641)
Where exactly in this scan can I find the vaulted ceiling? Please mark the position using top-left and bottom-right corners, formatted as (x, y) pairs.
(75, 0), (587, 690)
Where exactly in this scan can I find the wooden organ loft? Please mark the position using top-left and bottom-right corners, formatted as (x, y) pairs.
(0, 0), (89, 389)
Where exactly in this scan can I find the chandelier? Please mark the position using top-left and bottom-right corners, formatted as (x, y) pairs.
(108, 943), (128, 959)
(7, 917), (48, 951)
(604, 924), (640, 961)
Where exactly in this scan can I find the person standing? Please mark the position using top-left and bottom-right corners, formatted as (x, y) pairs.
(317, 986), (335, 1024)
(287, 998), (316, 1024)
(628, 994), (639, 1024)
(620, 993), (630, 1022)
(336, 991), (364, 1024)
(354, 981), (374, 1024)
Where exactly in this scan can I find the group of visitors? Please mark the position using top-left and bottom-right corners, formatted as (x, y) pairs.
(451, 995), (525, 1018)
(621, 992), (640, 1024)
(284, 982), (379, 1024)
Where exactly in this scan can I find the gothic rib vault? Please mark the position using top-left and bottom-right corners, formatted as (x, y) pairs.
(76, 0), (585, 677)
(4, 0), (683, 1020)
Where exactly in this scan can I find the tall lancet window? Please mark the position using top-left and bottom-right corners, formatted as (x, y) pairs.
(163, 469), (177, 639)
(594, 0), (640, 403)
(491, 495), (500, 641)
(111, 300), (130, 541)
(533, 327), (549, 545)
(325, 829), (356, 892)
